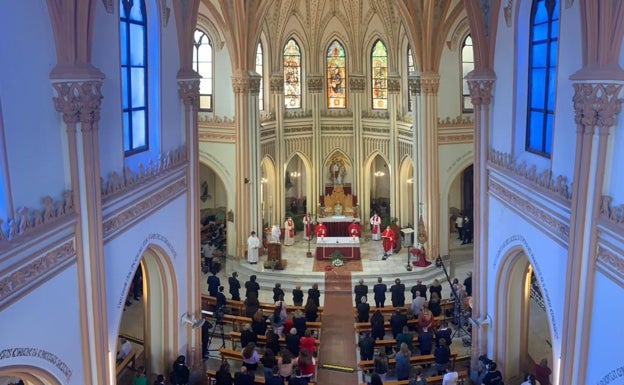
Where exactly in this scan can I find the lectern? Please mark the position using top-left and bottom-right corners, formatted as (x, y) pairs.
(264, 243), (287, 270)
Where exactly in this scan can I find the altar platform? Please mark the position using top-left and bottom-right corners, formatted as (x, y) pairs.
(315, 236), (360, 260)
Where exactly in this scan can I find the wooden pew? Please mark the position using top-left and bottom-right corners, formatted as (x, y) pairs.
(115, 348), (136, 376)
(357, 370), (468, 385)
(207, 369), (318, 385)
(202, 294), (324, 320)
(358, 352), (458, 373)
(230, 331), (320, 350)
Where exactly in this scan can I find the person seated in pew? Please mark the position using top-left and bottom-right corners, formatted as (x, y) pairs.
(409, 365), (427, 385)
(215, 361), (233, 385)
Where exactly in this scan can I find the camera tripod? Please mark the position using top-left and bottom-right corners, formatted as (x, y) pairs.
(435, 256), (471, 343)
(203, 319), (226, 359)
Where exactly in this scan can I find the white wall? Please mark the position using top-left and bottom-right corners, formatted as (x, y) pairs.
(438, 46), (462, 118)
(0, 266), (84, 384)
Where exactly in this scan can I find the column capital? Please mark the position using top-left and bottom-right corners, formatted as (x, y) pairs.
(177, 79), (200, 108)
(231, 72), (260, 95)
(420, 73), (440, 95)
(467, 78), (495, 106)
(270, 75), (284, 93)
(387, 73), (401, 94)
(52, 80), (103, 126)
(572, 82), (623, 130)
(307, 75), (324, 93)
(408, 74), (421, 96)
(349, 75), (366, 93)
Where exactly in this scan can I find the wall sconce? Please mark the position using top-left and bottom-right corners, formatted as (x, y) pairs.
(373, 171), (385, 177)
(290, 171), (301, 178)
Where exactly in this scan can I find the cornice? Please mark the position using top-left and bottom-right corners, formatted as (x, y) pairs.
(198, 114), (235, 124)
(284, 126), (312, 134)
(285, 110), (313, 119)
(349, 76), (366, 92)
(198, 131), (236, 143)
(438, 133), (474, 144)
(320, 109), (353, 118)
(362, 110), (389, 119)
(489, 180), (569, 246)
(269, 76), (284, 93)
(437, 115), (474, 127)
(102, 177), (187, 239)
(489, 149), (572, 201)
(596, 246), (624, 288)
(307, 76), (324, 93)
(599, 195), (624, 229)
(0, 240), (76, 310)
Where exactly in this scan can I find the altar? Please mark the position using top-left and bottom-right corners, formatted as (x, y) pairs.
(315, 236), (361, 260)
(317, 216), (360, 237)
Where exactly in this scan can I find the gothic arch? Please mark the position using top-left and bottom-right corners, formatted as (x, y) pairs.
(398, 156), (415, 228)
(260, 156), (277, 225)
(197, 14), (225, 51)
(111, 244), (178, 376)
(362, 151), (391, 219)
(0, 365), (62, 385)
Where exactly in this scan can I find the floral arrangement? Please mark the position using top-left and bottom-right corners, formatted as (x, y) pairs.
(330, 250), (345, 267)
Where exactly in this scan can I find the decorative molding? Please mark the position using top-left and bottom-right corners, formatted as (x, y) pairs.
(362, 126), (390, 134)
(447, 18), (471, 50)
(285, 110), (312, 119)
(387, 77), (401, 93)
(260, 111), (275, 123)
(503, 0), (513, 27)
(284, 126), (312, 134)
(489, 149), (572, 201)
(397, 113), (413, 123)
(52, 81), (103, 125)
(198, 131), (236, 143)
(269, 76), (284, 92)
(231, 76), (253, 94)
(349, 76), (366, 92)
(596, 246), (624, 288)
(438, 133), (474, 143)
(437, 115), (474, 127)
(320, 109), (353, 118)
(307, 76), (324, 93)
(101, 0), (114, 13)
(101, 146), (187, 199)
(198, 114), (235, 124)
(320, 126), (354, 132)
(408, 76), (421, 96)
(467, 78), (495, 106)
(0, 240), (76, 309)
(599, 195), (624, 227)
(362, 110), (389, 119)
(489, 180), (569, 245)
(178, 79), (200, 108)
(420, 76), (440, 94)
(102, 178), (187, 238)
(0, 193), (75, 249)
(248, 73), (261, 95)
(572, 83), (623, 129)
(158, 0), (171, 27)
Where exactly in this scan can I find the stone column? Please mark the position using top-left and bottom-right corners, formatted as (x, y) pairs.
(387, 73), (401, 220)
(561, 82), (623, 384)
(232, 72), (260, 258)
(408, 74), (423, 248)
(177, 75), (201, 368)
(349, 75), (366, 216)
(420, 72), (440, 260)
(269, 74), (285, 226)
(308, 75), (324, 215)
(466, 73), (495, 374)
(52, 77), (109, 385)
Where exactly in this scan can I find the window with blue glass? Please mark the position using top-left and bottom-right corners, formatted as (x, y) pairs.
(120, 0), (148, 155)
(526, 0), (559, 157)
(193, 29), (213, 111)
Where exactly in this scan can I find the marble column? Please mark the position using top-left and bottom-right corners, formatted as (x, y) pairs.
(349, 75), (366, 217)
(408, 74), (423, 248)
(308, 75), (324, 215)
(387, 73), (401, 220)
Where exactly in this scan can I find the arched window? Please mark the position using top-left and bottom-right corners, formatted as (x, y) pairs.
(371, 40), (388, 110)
(256, 42), (264, 110)
(461, 35), (474, 112)
(407, 45), (415, 112)
(326, 40), (347, 109)
(526, 0), (559, 157)
(283, 39), (301, 109)
(120, 0), (148, 155)
(193, 29), (213, 111)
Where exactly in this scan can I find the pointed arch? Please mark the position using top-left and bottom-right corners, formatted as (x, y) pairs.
(362, 151), (391, 219)
(0, 365), (63, 385)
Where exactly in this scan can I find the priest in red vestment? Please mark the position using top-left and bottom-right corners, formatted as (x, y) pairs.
(302, 213), (312, 240)
(381, 226), (395, 258)
(315, 222), (327, 238)
(348, 220), (361, 238)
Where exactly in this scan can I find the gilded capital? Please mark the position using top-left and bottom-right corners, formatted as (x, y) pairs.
(349, 76), (366, 92)
(52, 80), (103, 126)
(177, 79), (200, 108)
(231, 76), (253, 94)
(420, 76), (440, 95)
(573, 83), (623, 129)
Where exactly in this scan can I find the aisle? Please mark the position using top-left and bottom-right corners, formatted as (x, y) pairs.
(315, 269), (358, 384)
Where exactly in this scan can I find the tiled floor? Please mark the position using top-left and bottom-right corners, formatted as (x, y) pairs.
(117, 232), (552, 384)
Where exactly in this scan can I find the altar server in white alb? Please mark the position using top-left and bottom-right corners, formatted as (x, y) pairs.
(370, 212), (381, 241)
(271, 224), (281, 243)
(284, 217), (295, 246)
(247, 231), (260, 264)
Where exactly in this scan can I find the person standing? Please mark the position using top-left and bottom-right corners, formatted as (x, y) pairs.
(302, 213), (312, 240)
(271, 224), (281, 243)
(411, 279), (427, 300)
(354, 278), (368, 306)
(207, 271), (220, 297)
(390, 278), (406, 307)
(442, 367), (459, 385)
(356, 296), (370, 323)
(245, 275), (260, 299)
(348, 220), (361, 238)
(462, 215), (472, 244)
(455, 212), (464, 242)
(373, 277), (387, 308)
(463, 272), (473, 297)
(381, 226), (395, 258)
(370, 212), (381, 241)
(247, 231), (260, 264)
(116, 337), (132, 363)
(307, 283), (321, 307)
(395, 343), (411, 381)
(535, 358), (552, 385)
(315, 222), (327, 238)
(229, 272), (241, 301)
(292, 285), (304, 306)
(284, 217), (295, 246)
(390, 308), (408, 339)
(171, 355), (190, 385)
(358, 331), (375, 361)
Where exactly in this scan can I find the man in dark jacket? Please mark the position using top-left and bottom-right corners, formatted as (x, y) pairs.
(356, 296), (371, 322)
(358, 332), (375, 360)
(373, 277), (387, 308)
(390, 278), (406, 307)
(354, 278), (368, 306)
(228, 271), (241, 301)
(244, 275), (260, 299)
(389, 308), (408, 339)
(411, 279), (427, 300)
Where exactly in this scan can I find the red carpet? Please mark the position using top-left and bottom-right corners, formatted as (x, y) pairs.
(316, 271), (358, 384)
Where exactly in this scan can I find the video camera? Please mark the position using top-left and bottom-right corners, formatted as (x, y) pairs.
(479, 354), (497, 371)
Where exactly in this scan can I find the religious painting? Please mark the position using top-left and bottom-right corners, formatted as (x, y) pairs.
(371, 39), (388, 110)
(326, 40), (346, 109)
(284, 38), (301, 109)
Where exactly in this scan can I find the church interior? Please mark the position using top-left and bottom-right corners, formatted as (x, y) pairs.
(1, 1), (623, 385)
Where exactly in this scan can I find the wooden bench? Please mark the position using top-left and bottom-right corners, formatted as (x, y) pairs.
(357, 370), (468, 385)
(358, 352), (458, 372)
(230, 331), (321, 350)
(207, 369), (318, 385)
(202, 294), (324, 320)
(115, 348), (136, 376)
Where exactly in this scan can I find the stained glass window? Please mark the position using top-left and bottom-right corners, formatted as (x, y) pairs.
(283, 39), (301, 109)
(526, 0), (559, 157)
(371, 40), (388, 110)
(256, 43), (264, 110)
(408, 45), (415, 112)
(461, 35), (474, 112)
(120, 0), (148, 155)
(193, 29), (213, 111)
(326, 40), (347, 109)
